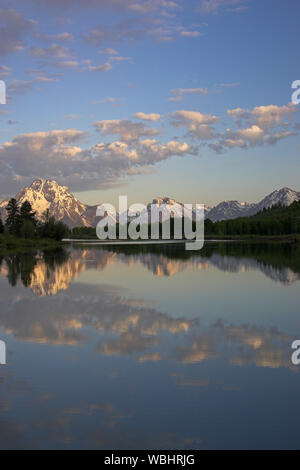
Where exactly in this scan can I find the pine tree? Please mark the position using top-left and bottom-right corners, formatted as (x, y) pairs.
(5, 198), (20, 235)
(20, 201), (36, 225)
(0, 217), (4, 234)
(41, 208), (50, 224)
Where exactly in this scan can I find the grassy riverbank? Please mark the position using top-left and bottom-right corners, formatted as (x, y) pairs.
(0, 233), (64, 255)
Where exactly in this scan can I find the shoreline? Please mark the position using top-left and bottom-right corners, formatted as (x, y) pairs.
(0, 234), (64, 255)
(63, 234), (300, 245)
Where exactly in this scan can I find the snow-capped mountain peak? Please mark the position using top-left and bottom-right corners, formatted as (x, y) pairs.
(0, 179), (96, 227)
(0, 180), (299, 227)
(255, 187), (300, 212)
(206, 187), (300, 222)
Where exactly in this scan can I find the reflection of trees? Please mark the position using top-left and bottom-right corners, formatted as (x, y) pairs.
(39, 248), (70, 287)
(72, 241), (300, 272)
(3, 248), (69, 289)
(3, 253), (38, 287)
(1, 242), (300, 294)
(72, 242), (300, 282)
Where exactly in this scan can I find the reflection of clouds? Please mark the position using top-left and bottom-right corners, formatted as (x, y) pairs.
(0, 368), (34, 449)
(175, 320), (295, 370)
(0, 293), (88, 345)
(0, 281), (194, 349)
(97, 332), (158, 356)
(138, 352), (161, 363)
(172, 374), (209, 387)
(0, 246), (298, 450)
(31, 401), (118, 447)
(226, 324), (293, 369)
(175, 334), (219, 364)
(0, 277), (295, 371)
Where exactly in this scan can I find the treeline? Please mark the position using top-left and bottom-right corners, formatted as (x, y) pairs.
(205, 201), (300, 236)
(71, 226), (97, 238)
(69, 200), (300, 240)
(0, 198), (69, 241)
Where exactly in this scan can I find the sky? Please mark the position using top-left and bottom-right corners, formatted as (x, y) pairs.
(0, 0), (299, 207)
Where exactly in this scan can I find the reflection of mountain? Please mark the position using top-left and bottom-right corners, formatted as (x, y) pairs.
(117, 243), (300, 284)
(0, 243), (300, 296)
(0, 249), (116, 296)
(201, 254), (300, 285)
(28, 249), (117, 296)
(114, 250), (300, 284)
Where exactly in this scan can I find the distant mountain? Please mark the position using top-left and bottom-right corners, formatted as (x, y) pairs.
(206, 200), (256, 222)
(0, 179), (97, 228)
(145, 189), (300, 223)
(148, 197), (211, 219)
(0, 179), (299, 227)
(254, 187), (300, 213)
(205, 187), (300, 222)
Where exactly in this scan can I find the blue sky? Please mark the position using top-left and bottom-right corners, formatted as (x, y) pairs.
(0, 0), (299, 206)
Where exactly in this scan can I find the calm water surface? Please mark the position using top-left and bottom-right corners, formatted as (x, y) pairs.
(0, 242), (300, 449)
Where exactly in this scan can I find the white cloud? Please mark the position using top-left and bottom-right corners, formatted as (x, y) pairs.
(97, 97), (118, 104)
(54, 60), (79, 69)
(197, 0), (247, 14)
(88, 61), (112, 72)
(227, 103), (297, 130)
(0, 7), (36, 56)
(94, 119), (160, 141)
(101, 47), (118, 55)
(179, 30), (201, 37)
(83, 5), (203, 45)
(133, 112), (161, 121)
(171, 110), (219, 139)
(7, 80), (34, 96)
(169, 87), (208, 101)
(129, 0), (180, 14)
(209, 103), (299, 152)
(0, 65), (13, 78)
(169, 103), (298, 152)
(87, 56), (131, 73)
(52, 32), (74, 41)
(172, 110), (219, 125)
(30, 43), (72, 59)
(0, 127), (195, 193)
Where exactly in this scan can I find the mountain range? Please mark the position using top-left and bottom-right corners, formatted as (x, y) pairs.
(0, 179), (299, 227)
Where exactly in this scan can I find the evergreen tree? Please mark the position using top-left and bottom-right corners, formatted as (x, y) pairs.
(41, 208), (50, 224)
(0, 217), (4, 234)
(20, 220), (35, 239)
(37, 209), (69, 240)
(5, 198), (20, 235)
(20, 201), (36, 225)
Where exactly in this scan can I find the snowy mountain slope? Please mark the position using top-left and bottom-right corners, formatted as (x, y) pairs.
(205, 200), (256, 222)
(254, 187), (300, 213)
(205, 187), (300, 222)
(0, 179), (97, 228)
(0, 179), (299, 227)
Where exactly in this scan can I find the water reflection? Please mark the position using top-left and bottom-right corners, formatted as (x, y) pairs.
(0, 250), (295, 370)
(0, 243), (300, 449)
(0, 243), (300, 296)
(0, 249), (69, 295)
